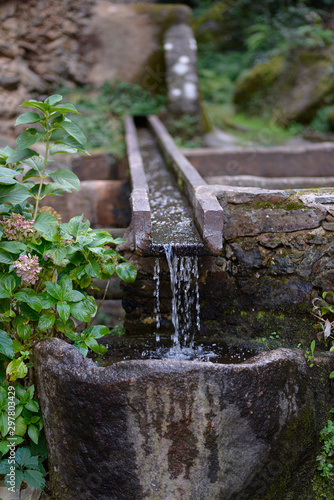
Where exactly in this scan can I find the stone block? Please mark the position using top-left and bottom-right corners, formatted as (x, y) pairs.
(41, 180), (131, 228)
(224, 207), (324, 239)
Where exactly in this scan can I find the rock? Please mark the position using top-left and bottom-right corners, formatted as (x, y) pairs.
(224, 207), (324, 240)
(0, 75), (20, 90)
(233, 47), (334, 126)
(85, 2), (192, 90)
(194, 1), (233, 49)
(34, 338), (334, 500)
(313, 270), (334, 291)
(0, 479), (42, 500)
(269, 254), (296, 275)
(230, 242), (263, 268)
(272, 47), (334, 125)
(297, 246), (325, 278)
(233, 55), (285, 115)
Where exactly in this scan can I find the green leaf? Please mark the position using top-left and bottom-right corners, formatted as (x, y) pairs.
(14, 290), (42, 312)
(15, 112), (41, 126)
(24, 468), (46, 490)
(38, 312), (55, 331)
(27, 424), (40, 445)
(34, 212), (59, 241)
(0, 412), (8, 436)
(44, 282), (61, 300)
(0, 249), (14, 264)
(74, 342), (88, 357)
(2, 274), (18, 292)
(65, 215), (85, 238)
(56, 117), (87, 148)
(0, 241), (26, 254)
(84, 337), (107, 354)
(50, 169), (80, 191)
(59, 274), (72, 293)
(25, 400), (39, 413)
(54, 136), (89, 155)
(116, 262), (137, 283)
(6, 148), (37, 165)
(0, 330), (14, 359)
(6, 359), (28, 381)
(0, 145), (15, 158)
(54, 102), (79, 114)
(329, 371), (334, 379)
(49, 144), (77, 156)
(0, 183), (31, 205)
(17, 323), (31, 341)
(85, 260), (100, 279)
(45, 94), (63, 106)
(57, 301), (71, 323)
(82, 325), (109, 339)
(0, 167), (17, 178)
(22, 156), (44, 173)
(70, 302), (93, 323)
(14, 416), (27, 437)
(0, 176), (17, 185)
(20, 99), (48, 112)
(63, 290), (85, 302)
(101, 262), (115, 278)
(16, 129), (43, 150)
(19, 303), (39, 321)
(13, 339), (24, 353)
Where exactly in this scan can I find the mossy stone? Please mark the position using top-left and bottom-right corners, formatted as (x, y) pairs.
(194, 1), (233, 48)
(233, 46), (334, 126)
(233, 55), (285, 115)
(272, 47), (334, 125)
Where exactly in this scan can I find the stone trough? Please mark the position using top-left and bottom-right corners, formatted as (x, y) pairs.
(34, 338), (334, 500)
(34, 118), (334, 500)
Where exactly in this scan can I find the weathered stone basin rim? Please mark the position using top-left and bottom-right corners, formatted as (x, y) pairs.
(34, 338), (334, 500)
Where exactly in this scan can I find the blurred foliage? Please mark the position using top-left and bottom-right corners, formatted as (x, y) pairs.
(164, 114), (204, 148)
(195, 0), (334, 141)
(56, 81), (166, 158)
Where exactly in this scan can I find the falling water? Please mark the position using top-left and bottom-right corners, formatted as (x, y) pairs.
(153, 258), (160, 341)
(152, 245), (201, 359)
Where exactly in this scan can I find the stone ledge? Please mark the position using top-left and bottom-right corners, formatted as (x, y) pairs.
(125, 116), (152, 254)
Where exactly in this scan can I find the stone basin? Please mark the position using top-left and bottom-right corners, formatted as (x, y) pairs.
(34, 338), (334, 500)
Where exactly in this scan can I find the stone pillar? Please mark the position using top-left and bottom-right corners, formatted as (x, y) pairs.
(164, 23), (201, 118)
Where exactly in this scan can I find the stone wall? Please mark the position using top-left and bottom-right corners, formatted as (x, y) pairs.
(0, 0), (192, 141)
(121, 187), (334, 347)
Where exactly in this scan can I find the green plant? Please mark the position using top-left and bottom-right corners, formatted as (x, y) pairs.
(317, 409), (334, 483)
(305, 339), (316, 367)
(0, 95), (137, 494)
(165, 114), (204, 148)
(57, 81), (166, 157)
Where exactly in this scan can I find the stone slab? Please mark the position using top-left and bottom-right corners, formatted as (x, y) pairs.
(224, 207), (325, 239)
(125, 117), (152, 253)
(184, 142), (334, 178)
(205, 175), (334, 190)
(41, 180), (131, 228)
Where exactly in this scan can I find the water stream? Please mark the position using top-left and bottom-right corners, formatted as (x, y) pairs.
(93, 124), (258, 365)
